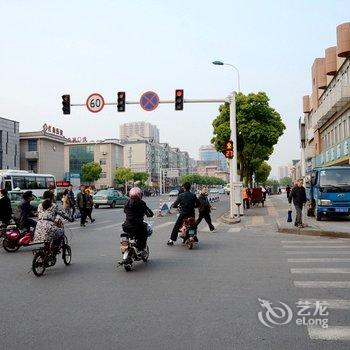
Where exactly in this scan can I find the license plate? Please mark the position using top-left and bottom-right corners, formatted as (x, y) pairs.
(335, 208), (348, 213)
(189, 229), (195, 236)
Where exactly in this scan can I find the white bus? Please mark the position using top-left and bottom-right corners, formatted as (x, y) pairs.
(0, 170), (56, 197)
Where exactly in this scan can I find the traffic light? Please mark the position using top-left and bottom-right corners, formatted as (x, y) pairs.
(175, 89), (184, 110)
(117, 91), (126, 112)
(62, 94), (70, 115)
(224, 140), (234, 159)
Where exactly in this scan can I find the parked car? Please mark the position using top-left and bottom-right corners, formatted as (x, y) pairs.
(169, 189), (179, 197)
(9, 191), (41, 214)
(209, 188), (219, 194)
(218, 188), (225, 194)
(93, 189), (128, 208)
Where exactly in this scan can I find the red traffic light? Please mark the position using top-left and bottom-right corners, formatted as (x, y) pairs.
(224, 140), (234, 159)
(176, 90), (183, 97)
(175, 89), (184, 110)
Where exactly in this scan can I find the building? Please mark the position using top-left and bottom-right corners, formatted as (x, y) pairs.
(301, 22), (350, 174)
(278, 166), (289, 180)
(119, 122), (160, 143)
(0, 117), (20, 170)
(199, 145), (228, 171)
(64, 139), (124, 189)
(20, 125), (66, 180)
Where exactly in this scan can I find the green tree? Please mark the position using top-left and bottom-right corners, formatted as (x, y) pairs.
(115, 167), (134, 193)
(264, 178), (279, 187)
(279, 176), (292, 186)
(211, 92), (285, 185)
(133, 172), (149, 187)
(255, 162), (272, 184)
(180, 174), (226, 186)
(81, 162), (102, 184)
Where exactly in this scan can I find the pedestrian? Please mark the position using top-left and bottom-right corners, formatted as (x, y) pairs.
(288, 179), (307, 228)
(196, 187), (215, 232)
(261, 186), (267, 201)
(67, 185), (76, 220)
(85, 188), (95, 223)
(242, 186), (250, 209)
(62, 189), (72, 218)
(0, 189), (12, 226)
(286, 184), (291, 199)
(76, 185), (88, 227)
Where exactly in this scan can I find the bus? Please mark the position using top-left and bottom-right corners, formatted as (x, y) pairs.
(0, 170), (56, 197)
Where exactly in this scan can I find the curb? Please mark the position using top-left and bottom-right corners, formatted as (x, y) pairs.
(276, 218), (350, 239)
(220, 214), (241, 225)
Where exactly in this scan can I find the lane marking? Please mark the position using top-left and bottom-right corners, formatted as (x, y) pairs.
(308, 326), (350, 340)
(291, 268), (350, 274)
(285, 251), (350, 255)
(228, 227), (242, 233)
(283, 245), (350, 249)
(294, 281), (350, 288)
(301, 299), (350, 310)
(251, 216), (264, 226)
(288, 258), (350, 262)
(92, 222), (123, 231)
(281, 240), (346, 244)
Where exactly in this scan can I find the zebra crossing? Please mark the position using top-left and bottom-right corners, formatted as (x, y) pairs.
(282, 237), (350, 341)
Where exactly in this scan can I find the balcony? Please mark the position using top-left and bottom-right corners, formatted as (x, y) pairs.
(313, 63), (350, 130)
(25, 151), (39, 160)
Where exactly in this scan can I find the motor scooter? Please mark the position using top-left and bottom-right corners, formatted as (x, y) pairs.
(2, 220), (34, 253)
(179, 217), (198, 249)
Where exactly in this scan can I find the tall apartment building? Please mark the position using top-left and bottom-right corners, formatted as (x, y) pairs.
(278, 166), (289, 180)
(20, 127), (67, 180)
(199, 145), (228, 171)
(119, 122), (160, 143)
(0, 117), (20, 170)
(64, 140), (124, 189)
(301, 22), (350, 173)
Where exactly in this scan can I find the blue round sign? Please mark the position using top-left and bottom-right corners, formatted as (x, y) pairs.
(140, 91), (160, 111)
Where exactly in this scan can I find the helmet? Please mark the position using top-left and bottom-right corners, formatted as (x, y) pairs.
(129, 187), (142, 200)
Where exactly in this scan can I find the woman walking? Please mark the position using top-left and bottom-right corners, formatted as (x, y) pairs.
(62, 189), (72, 218)
(85, 188), (95, 223)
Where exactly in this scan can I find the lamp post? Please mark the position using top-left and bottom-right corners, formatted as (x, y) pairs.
(213, 60), (241, 218)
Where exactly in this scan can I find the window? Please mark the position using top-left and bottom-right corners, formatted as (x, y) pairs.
(28, 139), (38, 152)
(12, 176), (25, 189)
(28, 160), (38, 173)
(100, 159), (106, 165)
(46, 177), (56, 189)
(100, 172), (107, 178)
(335, 126), (338, 144)
(36, 177), (46, 189)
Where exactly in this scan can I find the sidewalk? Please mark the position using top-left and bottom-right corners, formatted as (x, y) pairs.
(270, 194), (350, 238)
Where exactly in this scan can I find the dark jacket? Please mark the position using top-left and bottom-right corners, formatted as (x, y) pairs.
(19, 200), (35, 226)
(0, 196), (12, 224)
(123, 199), (153, 227)
(198, 194), (211, 213)
(289, 186), (307, 206)
(172, 191), (199, 215)
(68, 190), (76, 206)
(76, 192), (87, 209)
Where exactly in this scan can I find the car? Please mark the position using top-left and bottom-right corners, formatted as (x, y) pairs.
(224, 184), (230, 195)
(209, 188), (219, 194)
(93, 189), (128, 208)
(218, 188), (225, 194)
(169, 189), (179, 197)
(9, 191), (41, 214)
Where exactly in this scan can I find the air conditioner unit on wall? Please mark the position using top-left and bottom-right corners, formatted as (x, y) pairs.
(102, 152), (107, 155)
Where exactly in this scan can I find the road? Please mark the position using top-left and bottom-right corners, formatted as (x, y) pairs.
(1, 195), (350, 350)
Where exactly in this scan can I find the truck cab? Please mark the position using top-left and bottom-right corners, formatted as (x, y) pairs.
(306, 166), (350, 221)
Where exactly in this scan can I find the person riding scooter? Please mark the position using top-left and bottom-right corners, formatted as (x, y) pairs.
(121, 187), (153, 257)
(18, 191), (37, 230)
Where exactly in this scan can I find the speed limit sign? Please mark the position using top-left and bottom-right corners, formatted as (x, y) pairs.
(86, 93), (105, 113)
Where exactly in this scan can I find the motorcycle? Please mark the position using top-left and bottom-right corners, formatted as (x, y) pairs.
(179, 217), (198, 249)
(118, 221), (153, 272)
(2, 219), (34, 253)
(32, 233), (71, 277)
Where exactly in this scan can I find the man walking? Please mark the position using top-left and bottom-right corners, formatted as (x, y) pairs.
(76, 185), (88, 227)
(286, 184), (291, 199)
(67, 185), (76, 220)
(167, 182), (199, 246)
(196, 187), (215, 232)
(288, 179), (307, 228)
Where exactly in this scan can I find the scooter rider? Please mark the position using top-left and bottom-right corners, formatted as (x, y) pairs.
(121, 187), (153, 257)
(18, 191), (37, 230)
(167, 182), (200, 246)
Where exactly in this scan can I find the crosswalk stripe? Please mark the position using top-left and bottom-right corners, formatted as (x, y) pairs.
(285, 251), (350, 255)
(228, 227), (241, 233)
(308, 326), (350, 340)
(282, 240), (346, 244)
(283, 245), (350, 249)
(288, 258), (350, 262)
(251, 216), (264, 226)
(294, 281), (350, 288)
(92, 222), (122, 231)
(200, 222), (220, 232)
(301, 299), (350, 310)
(291, 268), (350, 274)
(267, 205), (278, 217)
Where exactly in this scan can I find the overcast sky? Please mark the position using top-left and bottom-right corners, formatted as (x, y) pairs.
(1, 1), (349, 177)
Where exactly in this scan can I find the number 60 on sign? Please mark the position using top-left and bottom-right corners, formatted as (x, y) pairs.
(86, 93), (105, 113)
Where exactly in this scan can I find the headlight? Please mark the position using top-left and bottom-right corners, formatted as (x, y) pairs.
(318, 199), (332, 206)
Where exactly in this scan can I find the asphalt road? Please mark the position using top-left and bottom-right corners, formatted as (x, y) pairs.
(1, 195), (350, 350)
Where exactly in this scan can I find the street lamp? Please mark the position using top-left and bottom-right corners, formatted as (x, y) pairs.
(213, 60), (241, 219)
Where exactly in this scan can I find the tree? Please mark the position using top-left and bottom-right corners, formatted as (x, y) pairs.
(279, 176), (292, 186)
(115, 167), (134, 193)
(133, 172), (149, 187)
(180, 174), (226, 186)
(211, 92), (285, 185)
(255, 162), (272, 184)
(264, 178), (279, 187)
(81, 162), (102, 184)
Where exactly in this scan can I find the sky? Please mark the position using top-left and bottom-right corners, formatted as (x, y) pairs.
(1, 0), (349, 177)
